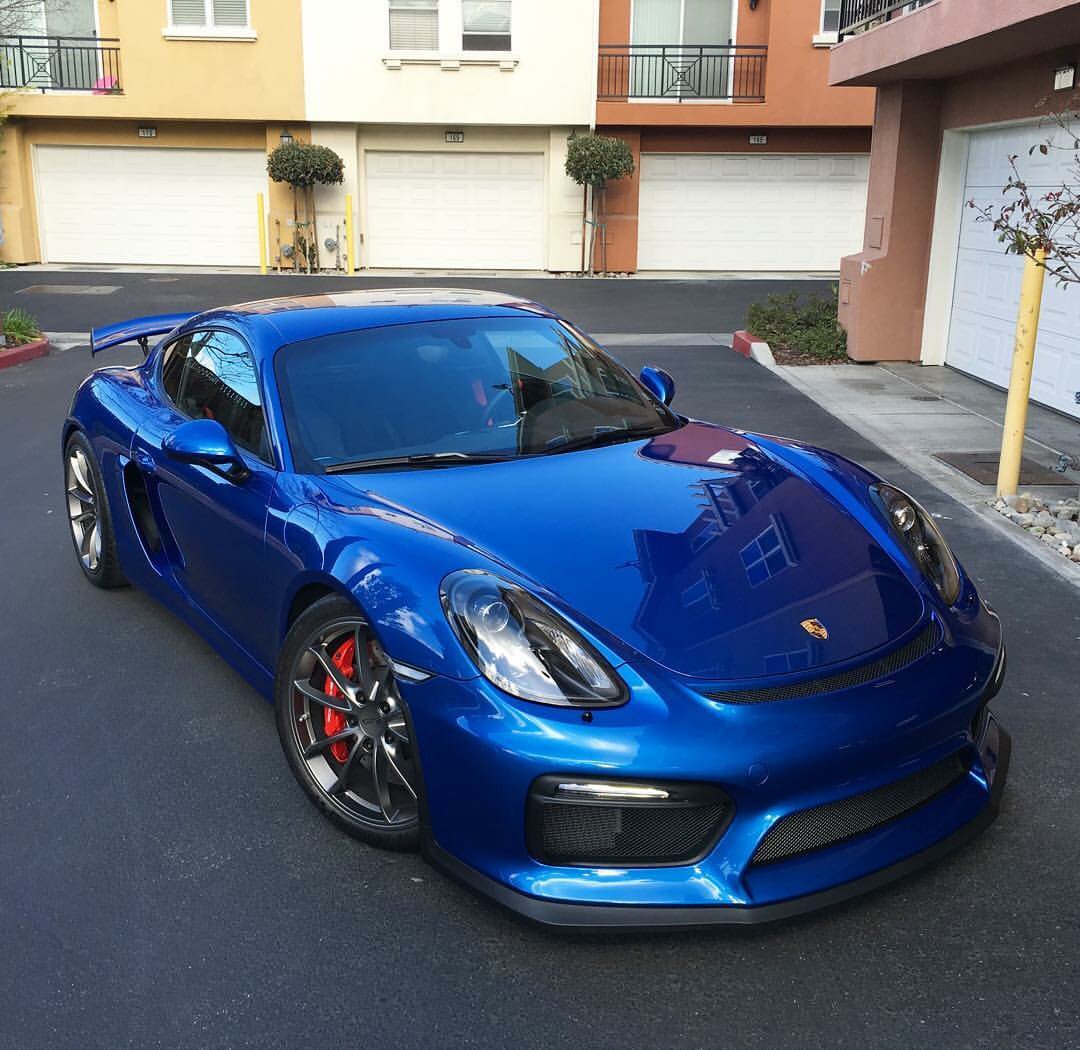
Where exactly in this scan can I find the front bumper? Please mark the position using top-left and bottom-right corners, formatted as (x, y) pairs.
(406, 608), (1010, 928)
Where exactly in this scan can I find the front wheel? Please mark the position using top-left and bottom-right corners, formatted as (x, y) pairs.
(64, 431), (127, 589)
(275, 595), (421, 851)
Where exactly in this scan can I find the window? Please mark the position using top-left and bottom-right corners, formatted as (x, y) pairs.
(390, 0), (438, 49)
(161, 330), (270, 462)
(169, 0), (249, 29)
(816, 0), (842, 42)
(462, 0), (510, 51)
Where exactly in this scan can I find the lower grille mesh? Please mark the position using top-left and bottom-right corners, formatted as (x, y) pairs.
(708, 622), (941, 705)
(751, 751), (969, 866)
(536, 801), (731, 866)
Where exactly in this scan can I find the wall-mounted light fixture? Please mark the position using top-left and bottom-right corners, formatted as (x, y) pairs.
(280, 130), (294, 146)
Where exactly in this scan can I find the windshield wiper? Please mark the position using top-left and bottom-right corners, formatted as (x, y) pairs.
(324, 451), (514, 474)
(543, 424), (671, 456)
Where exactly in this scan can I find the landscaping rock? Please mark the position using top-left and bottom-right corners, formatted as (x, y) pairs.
(989, 491), (1080, 566)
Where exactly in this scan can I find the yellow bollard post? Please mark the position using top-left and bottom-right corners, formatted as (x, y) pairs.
(344, 193), (356, 274)
(256, 193), (268, 275)
(996, 247), (1047, 498)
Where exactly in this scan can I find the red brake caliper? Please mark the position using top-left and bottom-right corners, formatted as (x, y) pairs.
(323, 637), (356, 763)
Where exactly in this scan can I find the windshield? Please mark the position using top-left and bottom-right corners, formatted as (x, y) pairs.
(275, 317), (678, 473)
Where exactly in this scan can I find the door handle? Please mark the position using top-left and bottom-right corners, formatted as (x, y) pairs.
(134, 448), (156, 474)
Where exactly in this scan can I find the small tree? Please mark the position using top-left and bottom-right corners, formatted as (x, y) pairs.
(267, 143), (345, 272)
(970, 100), (1080, 287)
(565, 133), (635, 274)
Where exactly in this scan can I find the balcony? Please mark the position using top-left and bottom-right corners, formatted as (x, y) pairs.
(0, 36), (121, 93)
(597, 45), (766, 102)
(838, 0), (935, 38)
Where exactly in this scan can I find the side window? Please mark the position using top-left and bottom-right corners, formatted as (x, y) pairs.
(160, 334), (192, 405)
(164, 330), (270, 462)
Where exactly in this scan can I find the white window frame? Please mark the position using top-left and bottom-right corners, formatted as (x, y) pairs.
(383, 0), (519, 65)
(460, 0), (512, 53)
(163, 0), (256, 41)
(813, 0), (842, 45)
(388, 0), (440, 51)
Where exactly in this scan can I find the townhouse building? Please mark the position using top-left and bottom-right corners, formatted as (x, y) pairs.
(595, 0), (875, 272)
(0, 0), (874, 277)
(0, 0), (304, 267)
(830, 0), (1080, 422)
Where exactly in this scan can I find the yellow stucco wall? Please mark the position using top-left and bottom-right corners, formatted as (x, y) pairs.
(7, 0), (305, 122)
(0, 119), (310, 263)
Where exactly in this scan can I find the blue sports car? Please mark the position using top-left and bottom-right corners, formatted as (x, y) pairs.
(65, 289), (1009, 927)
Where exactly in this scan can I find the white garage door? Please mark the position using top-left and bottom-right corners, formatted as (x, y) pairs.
(638, 153), (869, 271)
(365, 151), (545, 270)
(35, 145), (267, 266)
(945, 124), (1080, 420)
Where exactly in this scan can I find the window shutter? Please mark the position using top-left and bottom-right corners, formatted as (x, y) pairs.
(171, 0), (208, 26)
(389, 1), (438, 50)
(462, 0), (510, 33)
(212, 0), (248, 26)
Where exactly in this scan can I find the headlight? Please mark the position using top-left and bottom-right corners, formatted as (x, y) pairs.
(871, 483), (961, 605)
(441, 570), (627, 706)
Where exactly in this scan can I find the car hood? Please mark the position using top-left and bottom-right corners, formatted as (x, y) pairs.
(321, 423), (925, 680)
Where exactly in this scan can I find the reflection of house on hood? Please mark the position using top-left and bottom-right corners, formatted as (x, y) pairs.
(631, 433), (901, 680)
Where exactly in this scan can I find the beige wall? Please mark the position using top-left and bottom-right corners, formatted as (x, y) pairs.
(310, 124), (588, 272)
(8, 0), (305, 122)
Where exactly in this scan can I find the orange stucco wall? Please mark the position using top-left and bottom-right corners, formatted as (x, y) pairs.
(597, 0), (875, 128)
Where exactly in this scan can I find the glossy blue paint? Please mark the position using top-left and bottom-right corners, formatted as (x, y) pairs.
(639, 365), (675, 405)
(64, 289), (1008, 923)
(90, 312), (197, 354)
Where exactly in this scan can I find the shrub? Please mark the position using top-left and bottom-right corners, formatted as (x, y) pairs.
(746, 288), (848, 363)
(3, 307), (41, 346)
(267, 143), (345, 188)
(565, 133), (634, 188)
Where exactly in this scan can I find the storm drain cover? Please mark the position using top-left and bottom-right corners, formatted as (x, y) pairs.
(934, 451), (1072, 486)
(17, 284), (120, 295)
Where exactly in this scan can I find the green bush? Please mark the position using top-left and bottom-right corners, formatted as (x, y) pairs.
(3, 307), (41, 346)
(565, 133), (634, 188)
(746, 288), (848, 362)
(267, 142), (345, 188)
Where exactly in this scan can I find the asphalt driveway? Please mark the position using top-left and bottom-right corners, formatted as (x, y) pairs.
(0, 274), (1077, 1050)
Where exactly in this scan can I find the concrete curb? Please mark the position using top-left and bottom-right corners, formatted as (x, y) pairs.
(732, 330), (775, 367)
(0, 336), (50, 370)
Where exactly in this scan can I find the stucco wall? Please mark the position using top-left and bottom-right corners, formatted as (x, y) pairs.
(301, 0), (598, 127)
(8, 0), (305, 122)
(309, 124), (587, 272)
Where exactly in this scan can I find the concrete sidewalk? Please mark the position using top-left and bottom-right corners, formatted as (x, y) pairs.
(774, 359), (1080, 582)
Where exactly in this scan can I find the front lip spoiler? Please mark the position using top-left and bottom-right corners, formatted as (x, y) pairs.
(422, 726), (1011, 931)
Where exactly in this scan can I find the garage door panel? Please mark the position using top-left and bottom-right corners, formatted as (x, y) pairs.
(36, 145), (265, 266)
(365, 151), (544, 270)
(945, 125), (1080, 419)
(638, 153), (868, 272)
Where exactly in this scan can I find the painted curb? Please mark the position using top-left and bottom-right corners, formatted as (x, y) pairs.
(732, 330), (775, 367)
(0, 336), (50, 370)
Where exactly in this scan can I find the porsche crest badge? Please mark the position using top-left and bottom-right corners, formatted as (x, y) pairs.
(800, 618), (829, 640)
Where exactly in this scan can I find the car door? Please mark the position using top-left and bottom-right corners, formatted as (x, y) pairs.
(131, 327), (278, 664)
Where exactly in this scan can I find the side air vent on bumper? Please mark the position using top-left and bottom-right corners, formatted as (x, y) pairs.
(707, 621), (941, 705)
(527, 777), (733, 867)
(751, 751), (970, 866)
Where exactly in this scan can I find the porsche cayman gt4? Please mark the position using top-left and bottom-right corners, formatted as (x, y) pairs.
(64, 290), (1009, 927)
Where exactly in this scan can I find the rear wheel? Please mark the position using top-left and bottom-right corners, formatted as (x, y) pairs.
(275, 596), (421, 850)
(64, 431), (127, 589)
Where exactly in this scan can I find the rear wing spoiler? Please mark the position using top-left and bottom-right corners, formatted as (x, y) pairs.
(90, 312), (197, 356)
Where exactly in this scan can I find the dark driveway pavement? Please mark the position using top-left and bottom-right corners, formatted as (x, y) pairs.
(0, 276), (1077, 1050)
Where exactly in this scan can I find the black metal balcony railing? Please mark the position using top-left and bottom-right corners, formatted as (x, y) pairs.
(0, 36), (121, 93)
(598, 44), (766, 102)
(838, 0), (934, 38)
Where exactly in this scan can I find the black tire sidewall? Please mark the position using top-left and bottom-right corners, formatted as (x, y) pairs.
(275, 594), (421, 852)
(64, 430), (127, 589)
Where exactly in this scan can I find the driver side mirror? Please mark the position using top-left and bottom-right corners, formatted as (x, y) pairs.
(639, 366), (675, 406)
(163, 418), (250, 482)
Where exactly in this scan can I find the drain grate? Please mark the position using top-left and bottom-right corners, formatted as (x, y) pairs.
(17, 284), (120, 296)
(934, 450), (1073, 486)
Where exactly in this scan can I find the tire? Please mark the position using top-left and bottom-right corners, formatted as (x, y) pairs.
(275, 595), (421, 851)
(64, 430), (128, 589)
